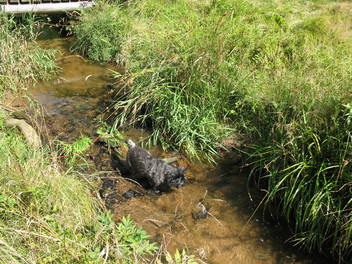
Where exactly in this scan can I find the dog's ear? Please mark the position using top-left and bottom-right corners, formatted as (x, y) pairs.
(126, 139), (136, 149)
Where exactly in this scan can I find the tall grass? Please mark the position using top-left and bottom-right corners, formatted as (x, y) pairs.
(70, 0), (352, 260)
(70, 0), (352, 160)
(0, 14), (59, 95)
(0, 119), (157, 262)
(69, 1), (125, 62)
(248, 107), (352, 261)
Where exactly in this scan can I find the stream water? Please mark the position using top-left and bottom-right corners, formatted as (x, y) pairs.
(33, 28), (330, 264)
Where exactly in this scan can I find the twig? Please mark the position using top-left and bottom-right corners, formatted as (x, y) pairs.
(237, 191), (268, 238)
(207, 211), (224, 227)
(123, 177), (144, 188)
(0, 105), (16, 112)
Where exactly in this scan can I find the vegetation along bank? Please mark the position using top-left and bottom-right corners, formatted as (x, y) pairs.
(0, 14), (160, 263)
(70, 0), (352, 262)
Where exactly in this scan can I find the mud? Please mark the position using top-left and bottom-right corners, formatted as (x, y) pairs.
(31, 28), (330, 264)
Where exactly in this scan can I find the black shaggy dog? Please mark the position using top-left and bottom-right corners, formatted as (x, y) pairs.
(126, 139), (187, 194)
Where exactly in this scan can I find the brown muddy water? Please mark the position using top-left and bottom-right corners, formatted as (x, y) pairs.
(33, 28), (329, 264)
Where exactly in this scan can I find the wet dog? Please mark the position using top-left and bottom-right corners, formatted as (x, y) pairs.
(126, 139), (187, 194)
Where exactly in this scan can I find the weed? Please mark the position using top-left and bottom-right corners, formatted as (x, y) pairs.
(0, 111), (157, 263)
(156, 249), (198, 264)
(55, 135), (93, 168)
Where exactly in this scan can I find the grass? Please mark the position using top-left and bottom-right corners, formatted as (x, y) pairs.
(0, 13), (59, 96)
(69, 1), (125, 63)
(248, 108), (352, 260)
(0, 128), (157, 262)
(70, 0), (352, 261)
(70, 0), (352, 160)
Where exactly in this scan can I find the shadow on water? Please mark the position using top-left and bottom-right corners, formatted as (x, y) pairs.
(33, 27), (331, 264)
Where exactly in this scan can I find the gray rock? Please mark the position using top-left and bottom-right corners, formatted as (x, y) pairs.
(4, 118), (41, 148)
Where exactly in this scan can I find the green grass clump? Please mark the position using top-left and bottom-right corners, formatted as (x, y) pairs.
(0, 14), (59, 95)
(0, 111), (157, 263)
(248, 107), (352, 261)
(69, 1), (125, 62)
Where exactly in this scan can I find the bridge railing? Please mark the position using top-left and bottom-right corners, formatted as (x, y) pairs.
(0, 0), (95, 13)
(1, 0), (92, 4)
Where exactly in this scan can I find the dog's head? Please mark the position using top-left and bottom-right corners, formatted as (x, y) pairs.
(126, 139), (136, 149)
(167, 167), (187, 188)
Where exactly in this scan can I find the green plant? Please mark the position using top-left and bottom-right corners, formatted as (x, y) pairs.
(71, 0), (352, 260)
(55, 135), (93, 168)
(116, 216), (158, 260)
(248, 108), (352, 261)
(69, 0), (125, 62)
(156, 249), (198, 264)
(96, 118), (126, 150)
(0, 111), (158, 263)
(0, 13), (60, 94)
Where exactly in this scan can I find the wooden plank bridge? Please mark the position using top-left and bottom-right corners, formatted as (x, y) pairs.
(0, 0), (95, 14)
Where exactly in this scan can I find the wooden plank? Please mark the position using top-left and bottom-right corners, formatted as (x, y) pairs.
(9, 0), (20, 4)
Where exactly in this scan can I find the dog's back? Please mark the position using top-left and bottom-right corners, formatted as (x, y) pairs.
(126, 140), (154, 181)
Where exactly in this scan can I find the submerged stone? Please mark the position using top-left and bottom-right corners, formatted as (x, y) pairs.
(192, 202), (209, 220)
(122, 189), (143, 199)
(102, 179), (116, 190)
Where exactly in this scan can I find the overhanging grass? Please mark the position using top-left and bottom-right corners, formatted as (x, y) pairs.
(248, 107), (352, 261)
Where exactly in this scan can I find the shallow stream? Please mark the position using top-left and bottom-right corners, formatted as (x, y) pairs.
(33, 28), (329, 264)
